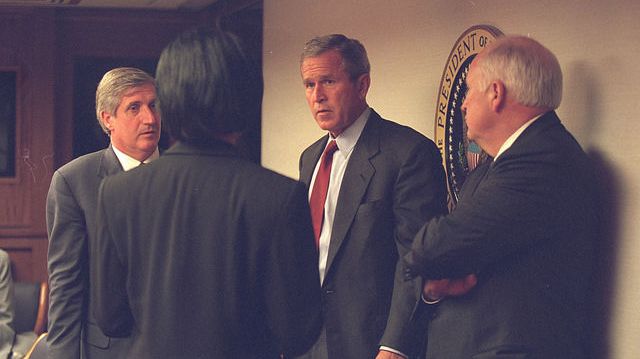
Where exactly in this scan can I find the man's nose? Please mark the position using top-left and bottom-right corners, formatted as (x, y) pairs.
(312, 85), (326, 103)
(142, 106), (158, 124)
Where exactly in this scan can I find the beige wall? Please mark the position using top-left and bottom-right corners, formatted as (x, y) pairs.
(263, 0), (640, 357)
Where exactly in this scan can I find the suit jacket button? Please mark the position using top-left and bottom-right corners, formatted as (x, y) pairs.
(325, 289), (334, 294)
(403, 268), (414, 280)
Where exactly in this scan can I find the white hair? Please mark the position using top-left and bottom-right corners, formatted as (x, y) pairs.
(476, 35), (562, 109)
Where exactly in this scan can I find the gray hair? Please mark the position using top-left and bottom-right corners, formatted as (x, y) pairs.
(300, 34), (370, 80)
(476, 35), (562, 109)
(95, 67), (155, 134)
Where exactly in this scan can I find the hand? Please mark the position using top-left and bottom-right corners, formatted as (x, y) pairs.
(375, 350), (406, 359)
(423, 274), (478, 301)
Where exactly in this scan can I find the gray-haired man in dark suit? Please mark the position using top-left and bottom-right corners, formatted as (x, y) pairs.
(46, 67), (160, 359)
(404, 35), (598, 358)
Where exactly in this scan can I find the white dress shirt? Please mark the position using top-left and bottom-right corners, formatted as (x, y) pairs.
(112, 145), (160, 171)
(494, 114), (543, 161)
(309, 107), (370, 284)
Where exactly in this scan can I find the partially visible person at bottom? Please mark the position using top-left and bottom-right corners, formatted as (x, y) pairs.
(46, 67), (160, 359)
(0, 249), (15, 359)
(91, 27), (322, 359)
(404, 35), (599, 358)
(0, 250), (37, 359)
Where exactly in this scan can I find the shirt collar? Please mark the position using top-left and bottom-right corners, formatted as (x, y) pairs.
(494, 113), (543, 161)
(328, 107), (370, 155)
(112, 145), (160, 172)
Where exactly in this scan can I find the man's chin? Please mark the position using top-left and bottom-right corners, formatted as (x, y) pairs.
(315, 119), (335, 131)
(138, 140), (159, 152)
(139, 133), (159, 142)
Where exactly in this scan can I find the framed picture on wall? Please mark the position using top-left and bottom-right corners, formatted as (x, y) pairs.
(0, 68), (18, 180)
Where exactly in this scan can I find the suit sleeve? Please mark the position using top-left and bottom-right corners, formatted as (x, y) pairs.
(262, 182), (322, 357)
(404, 153), (561, 279)
(90, 178), (134, 337)
(380, 140), (448, 354)
(46, 171), (86, 359)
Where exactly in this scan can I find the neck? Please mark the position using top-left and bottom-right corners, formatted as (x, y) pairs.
(481, 107), (549, 157)
(330, 103), (368, 138)
(111, 143), (155, 163)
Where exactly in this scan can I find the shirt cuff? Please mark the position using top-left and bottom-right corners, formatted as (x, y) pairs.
(421, 293), (443, 305)
(379, 346), (408, 358)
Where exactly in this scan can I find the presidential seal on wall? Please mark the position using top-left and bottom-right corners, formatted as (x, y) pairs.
(434, 25), (502, 209)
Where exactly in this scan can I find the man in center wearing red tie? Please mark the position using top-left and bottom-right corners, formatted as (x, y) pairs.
(297, 34), (448, 359)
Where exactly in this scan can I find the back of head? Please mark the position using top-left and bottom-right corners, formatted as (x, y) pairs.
(300, 34), (370, 80)
(156, 27), (261, 143)
(476, 35), (563, 110)
(95, 67), (155, 135)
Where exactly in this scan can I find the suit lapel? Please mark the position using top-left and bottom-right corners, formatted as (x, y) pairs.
(462, 111), (561, 200)
(97, 145), (124, 179)
(458, 160), (491, 200)
(300, 136), (328, 187)
(324, 112), (381, 277)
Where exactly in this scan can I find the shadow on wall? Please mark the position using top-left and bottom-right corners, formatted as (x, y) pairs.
(587, 149), (620, 359)
(564, 61), (620, 359)
(562, 61), (602, 145)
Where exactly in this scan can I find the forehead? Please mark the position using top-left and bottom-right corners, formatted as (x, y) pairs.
(466, 59), (482, 85)
(120, 84), (156, 102)
(301, 50), (345, 78)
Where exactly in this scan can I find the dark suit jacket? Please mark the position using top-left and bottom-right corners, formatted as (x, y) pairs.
(46, 145), (132, 359)
(299, 110), (447, 358)
(405, 111), (598, 358)
(91, 140), (322, 359)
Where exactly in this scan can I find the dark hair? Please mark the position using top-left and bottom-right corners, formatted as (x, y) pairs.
(156, 27), (261, 142)
(300, 34), (370, 80)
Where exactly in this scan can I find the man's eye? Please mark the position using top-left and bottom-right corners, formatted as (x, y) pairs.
(304, 83), (315, 89)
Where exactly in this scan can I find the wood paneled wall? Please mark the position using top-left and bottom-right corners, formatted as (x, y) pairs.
(0, 6), (205, 282)
(0, 8), (56, 282)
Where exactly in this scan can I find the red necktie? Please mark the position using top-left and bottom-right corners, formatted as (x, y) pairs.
(309, 140), (338, 248)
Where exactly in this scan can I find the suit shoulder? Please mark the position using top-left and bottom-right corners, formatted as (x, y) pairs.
(379, 117), (436, 144)
(54, 149), (105, 176)
(235, 161), (305, 202)
(244, 161), (300, 189)
(376, 117), (439, 155)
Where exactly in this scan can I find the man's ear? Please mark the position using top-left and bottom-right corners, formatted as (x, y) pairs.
(356, 73), (370, 100)
(490, 80), (507, 112)
(101, 111), (114, 132)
